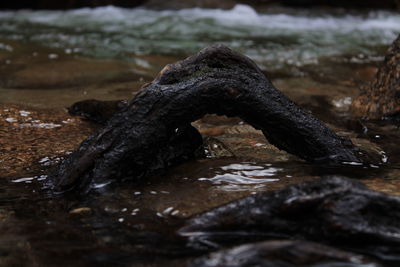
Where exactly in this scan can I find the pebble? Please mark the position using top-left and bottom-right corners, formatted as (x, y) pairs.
(69, 207), (91, 214)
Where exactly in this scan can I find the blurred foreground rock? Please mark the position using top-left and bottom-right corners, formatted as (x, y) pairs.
(190, 240), (380, 267)
(180, 176), (400, 265)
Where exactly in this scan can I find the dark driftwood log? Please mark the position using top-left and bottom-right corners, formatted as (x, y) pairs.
(179, 177), (400, 264)
(68, 98), (236, 159)
(50, 45), (366, 193)
(352, 34), (400, 119)
(190, 240), (379, 267)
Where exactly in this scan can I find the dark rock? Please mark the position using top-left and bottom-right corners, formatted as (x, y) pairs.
(49, 45), (368, 193)
(179, 176), (400, 264)
(190, 240), (381, 267)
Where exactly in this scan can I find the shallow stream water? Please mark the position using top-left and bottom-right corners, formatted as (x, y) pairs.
(0, 4), (400, 266)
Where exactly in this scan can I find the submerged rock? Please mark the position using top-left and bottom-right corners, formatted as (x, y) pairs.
(180, 176), (400, 264)
(190, 240), (380, 267)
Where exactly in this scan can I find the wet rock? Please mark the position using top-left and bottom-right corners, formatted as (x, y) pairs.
(203, 137), (235, 158)
(190, 240), (380, 267)
(179, 176), (400, 264)
(50, 45), (369, 193)
(352, 34), (400, 120)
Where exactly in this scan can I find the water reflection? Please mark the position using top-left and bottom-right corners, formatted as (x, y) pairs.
(199, 162), (282, 191)
(11, 175), (47, 183)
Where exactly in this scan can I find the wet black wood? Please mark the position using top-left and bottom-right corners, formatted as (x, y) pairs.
(180, 176), (400, 264)
(50, 45), (367, 193)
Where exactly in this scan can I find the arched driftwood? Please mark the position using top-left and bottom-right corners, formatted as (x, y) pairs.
(50, 45), (367, 193)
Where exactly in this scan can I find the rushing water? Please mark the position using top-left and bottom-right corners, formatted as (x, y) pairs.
(0, 5), (399, 71)
(0, 4), (400, 266)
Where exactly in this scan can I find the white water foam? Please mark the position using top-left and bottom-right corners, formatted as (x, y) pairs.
(0, 5), (398, 69)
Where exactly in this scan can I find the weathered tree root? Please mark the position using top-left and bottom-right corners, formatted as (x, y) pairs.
(68, 98), (236, 159)
(190, 240), (380, 267)
(352, 34), (400, 120)
(50, 45), (367, 193)
(179, 176), (400, 264)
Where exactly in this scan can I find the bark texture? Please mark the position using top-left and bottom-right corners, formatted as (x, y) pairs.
(50, 45), (367, 193)
(180, 176), (400, 263)
(352, 34), (400, 119)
